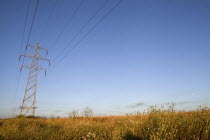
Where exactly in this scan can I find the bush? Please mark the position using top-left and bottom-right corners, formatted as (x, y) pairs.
(82, 107), (93, 117)
(69, 110), (79, 118)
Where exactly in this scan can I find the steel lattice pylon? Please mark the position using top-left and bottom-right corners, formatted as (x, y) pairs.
(19, 43), (50, 116)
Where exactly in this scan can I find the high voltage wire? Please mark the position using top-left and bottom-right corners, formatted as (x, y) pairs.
(20, 0), (40, 70)
(25, 0), (40, 49)
(48, 0), (122, 73)
(51, 0), (109, 63)
(13, 0), (31, 116)
(39, 0), (58, 43)
(38, 0), (110, 83)
(19, 0), (31, 62)
(49, 0), (85, 50)
(37, 0), (58, 68)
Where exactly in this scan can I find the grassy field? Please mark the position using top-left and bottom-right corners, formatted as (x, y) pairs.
(0, 106), (209, 140)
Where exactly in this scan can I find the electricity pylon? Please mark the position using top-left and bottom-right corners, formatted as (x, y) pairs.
(19, 43), (50, 116)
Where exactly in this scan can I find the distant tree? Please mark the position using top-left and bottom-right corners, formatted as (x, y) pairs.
(135, 111), (141, 115)
(167, 102), (176, 112)
(82, 107), (93, 117)
(69, 110), (79, 118)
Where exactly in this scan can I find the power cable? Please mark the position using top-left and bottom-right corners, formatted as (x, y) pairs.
(26, 0), (40, 47)
(37, 0), (58, 68)
(49, 0), (85, 50)
(49, 0), (122, 73)
(51, 0), (109, 62)
(20, 0), (40, 68)
(39, 0), (58, 43)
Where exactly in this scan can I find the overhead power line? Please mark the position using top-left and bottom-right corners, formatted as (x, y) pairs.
(25, 0), (40, 47)
(49, 0), (85, 50)
(39, 0), (58, 43)
(20, 0), (40, 72)
(49, 0), (122, 73)
(19, 0), (31, 60)
(51, 0), (109, 62)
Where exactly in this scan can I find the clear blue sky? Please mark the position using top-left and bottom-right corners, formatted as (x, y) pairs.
(0, 0), (210, 118)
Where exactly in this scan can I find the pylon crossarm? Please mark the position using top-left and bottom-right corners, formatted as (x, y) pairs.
(21, 65), (30, 69)
(38, 57), (50, 61)
(38, 46), (48, 51)
(27, 44), (34, 47)
(21, 54), (34, 59)
(37, 67), (46, 71)
(27, 44), (48, 51)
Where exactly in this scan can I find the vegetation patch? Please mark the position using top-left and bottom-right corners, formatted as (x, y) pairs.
(0, 106), (209, 140)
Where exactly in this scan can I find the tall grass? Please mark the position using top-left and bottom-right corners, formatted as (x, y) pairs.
(0, 106), (209, 140)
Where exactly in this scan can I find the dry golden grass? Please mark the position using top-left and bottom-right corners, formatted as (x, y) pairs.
(0, 106), (209, 140)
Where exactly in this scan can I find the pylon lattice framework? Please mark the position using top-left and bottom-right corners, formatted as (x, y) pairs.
(19, 43), (50, 116)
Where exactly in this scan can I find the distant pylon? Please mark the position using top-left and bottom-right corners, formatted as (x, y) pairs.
(19, 43), (50, 116)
